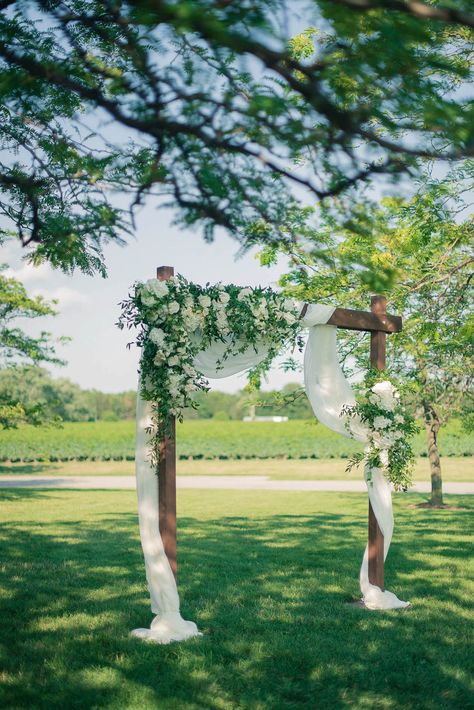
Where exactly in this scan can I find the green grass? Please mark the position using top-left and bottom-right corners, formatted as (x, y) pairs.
(0, 418), (472, 462)
(0, 489), (472, 709)
(1, 456), (473, 482)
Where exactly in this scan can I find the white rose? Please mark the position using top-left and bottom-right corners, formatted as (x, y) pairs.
(198, 294), (211, 308)
(168, 355), (180, 366)
(283, 312), (296, 324)
(237, 287), (252, 301)
(216, 314), (228, 333)
(395, 414), (404, 424)
(168, 373), (181, 387)
(219, 291), (230, 304)
(373, 415), (391, 430)
(370, 381), (397, 411)
(372, 381), (396, 397)
(149, 327), (166, 346)
(141, 293), (156, 307)
(183, 363), (196, 377)
(153, 351), (165, 365)
(167, 301), (180, 314)
(142, 278), (169, 298)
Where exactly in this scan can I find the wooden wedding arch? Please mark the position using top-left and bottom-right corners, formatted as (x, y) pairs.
(154, 265), (402, 592)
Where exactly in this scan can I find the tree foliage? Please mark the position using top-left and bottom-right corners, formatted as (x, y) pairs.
(273, 166), (473, 503)
(0, 0), (472, 275)
(0, 365), (138, 423)
(0, 261), (66, 426)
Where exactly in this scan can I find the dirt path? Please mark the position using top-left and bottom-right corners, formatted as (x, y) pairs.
(0, 475), (473, 493)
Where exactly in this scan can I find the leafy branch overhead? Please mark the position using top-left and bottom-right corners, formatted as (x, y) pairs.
(0, 0), (472, 274)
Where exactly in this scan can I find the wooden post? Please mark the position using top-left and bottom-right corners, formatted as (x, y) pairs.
(368, 295), (386, 590)
(156, 266), (177, 580)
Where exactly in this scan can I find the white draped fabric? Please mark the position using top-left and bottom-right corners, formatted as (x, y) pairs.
(132, 302), (408, 643)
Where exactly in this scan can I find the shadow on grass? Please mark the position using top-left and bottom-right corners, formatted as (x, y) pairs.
(0, 492), (472, 709)
(0, 463), (58, 475)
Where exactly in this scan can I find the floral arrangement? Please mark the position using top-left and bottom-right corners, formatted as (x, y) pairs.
(118, 275), (303, 461)
(343, 373), (418, 490)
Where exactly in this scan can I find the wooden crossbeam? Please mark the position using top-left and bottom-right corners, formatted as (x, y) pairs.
(301, 304), (402, 334)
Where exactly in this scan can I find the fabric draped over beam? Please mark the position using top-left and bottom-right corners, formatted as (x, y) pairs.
(132, 303), (409, 644)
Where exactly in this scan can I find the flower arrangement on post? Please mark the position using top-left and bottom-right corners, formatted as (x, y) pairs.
(343, 372), (418, 490)
(118, 275), (303, 464)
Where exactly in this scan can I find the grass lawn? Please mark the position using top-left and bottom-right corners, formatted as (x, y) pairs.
(1, 456), (473, 482)
(0, 489), (472, 709)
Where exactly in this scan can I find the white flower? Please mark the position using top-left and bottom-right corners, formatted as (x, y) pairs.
(219, 291), (230, 304)
(168, 355), (180, 366)
(183, 363), (196, 377)
(373, 415), (391, 430)
(370, 381), (397, 411)
(198, 294), (211, 308)
(153, 351), (165, 365)
(149, 327), (166, 346)
(142, 278), (169, 299)
(393, 430), (404, 440)
(379, 449), (389, 468)
(237, 287), (252, 301)
(395, 414), (404, 424)
(282, 312), (296, 324)
(216, 313), (228, 333)
(141, 293), (156, 307)
(167, 301), (180, 314)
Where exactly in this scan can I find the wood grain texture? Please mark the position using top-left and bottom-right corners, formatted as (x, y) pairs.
(156, 266), (177, 580)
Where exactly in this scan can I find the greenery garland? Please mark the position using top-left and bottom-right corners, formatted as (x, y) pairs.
(118, 275), (303, 462)
(119, 277), (417, 488)
(343, 371), (419, 490)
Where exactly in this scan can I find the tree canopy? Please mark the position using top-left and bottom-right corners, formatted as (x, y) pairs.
(272, 166), (473, 504)
(0, 262), (66, 426)
(0, 0), (473, 275)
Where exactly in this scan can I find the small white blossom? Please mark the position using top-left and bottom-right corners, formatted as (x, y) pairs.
(167, 301), (180, 314)
(237, 287), (252, 301)
(370, 380), (397, 411)
(149, 327), (166, 346)
(219, 291), (230, 303)
(142, 278), (169, 299)
(168, 355), (180, 366)
(373, 415), (391, 430)
(198, 294), (211, 308)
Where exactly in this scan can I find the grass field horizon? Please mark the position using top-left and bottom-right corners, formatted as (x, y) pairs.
(1, 418), (472, 463)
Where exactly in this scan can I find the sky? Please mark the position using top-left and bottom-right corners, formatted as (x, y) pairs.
(3, 203), (307, 394)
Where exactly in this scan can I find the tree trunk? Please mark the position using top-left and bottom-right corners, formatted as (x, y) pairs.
(424, 403), (443, 506)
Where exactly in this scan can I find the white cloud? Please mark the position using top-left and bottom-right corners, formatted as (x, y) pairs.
(32, 286), (89, 309)
(4, 261), (52, 283)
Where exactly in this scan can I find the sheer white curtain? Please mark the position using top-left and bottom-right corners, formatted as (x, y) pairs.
(132, 303), (408, 643)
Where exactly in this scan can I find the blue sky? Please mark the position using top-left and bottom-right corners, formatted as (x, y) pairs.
(3, 203), (306, 394)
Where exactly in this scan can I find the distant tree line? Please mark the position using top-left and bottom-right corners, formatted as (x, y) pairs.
(0, 366), (314, 424)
